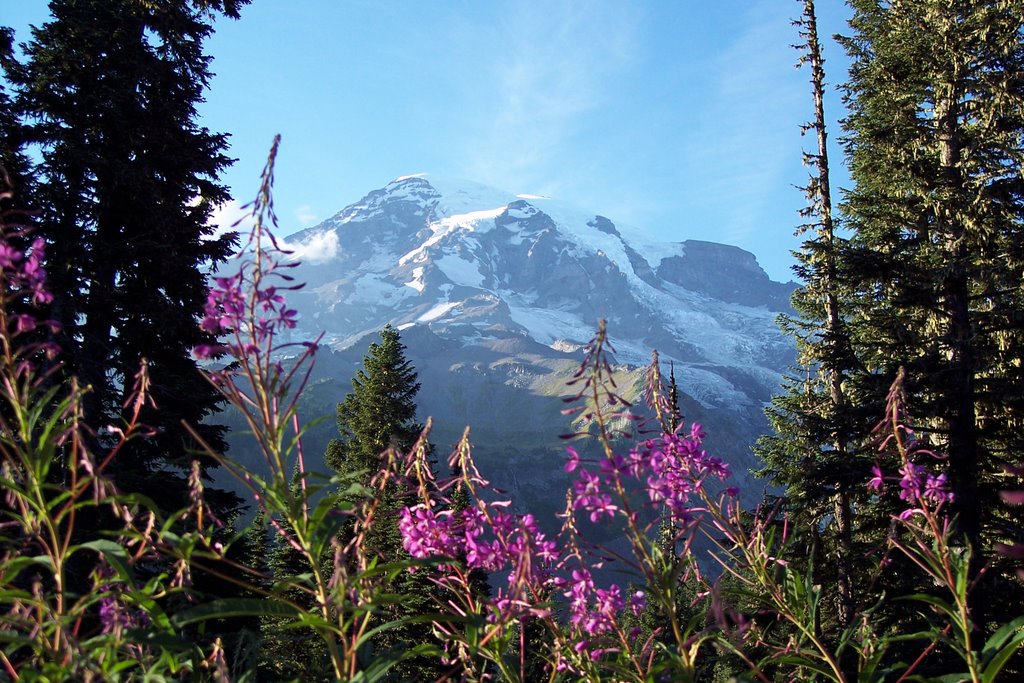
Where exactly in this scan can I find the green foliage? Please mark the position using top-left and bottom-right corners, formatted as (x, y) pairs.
(0, 30), (33, 205)
(844, 0), (1024, 525)
(323, 326), (447, 680)
(254, 474), (332, 680)
(756, 2), (868, 648)
(6, 0), (248, 514)
(326, 325), (423, 481)
(324, 324), (425, 579)
(4, 2), (1024, 679)
(760, 1), (1024, 675)
(836, 0), (1024, 665)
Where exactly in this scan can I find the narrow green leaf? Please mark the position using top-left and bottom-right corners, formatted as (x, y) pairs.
(170, 598), (300, 628)
(981, 616), (1024, 683)
(76, 538), (132, 579)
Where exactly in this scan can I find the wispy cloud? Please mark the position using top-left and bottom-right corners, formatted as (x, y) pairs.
(460, 1), (641, 190)
(206, 198), (254, 241)
(295, 204), (318, 227)
(205, 198), (336, 264)
(683, 0), (806, 245)
(281, 230), (339, 265)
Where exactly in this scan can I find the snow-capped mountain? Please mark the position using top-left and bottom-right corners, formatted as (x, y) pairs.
(273, 174), (796, 513)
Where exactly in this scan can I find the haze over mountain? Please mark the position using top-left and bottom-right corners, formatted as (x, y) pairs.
(234, 175), (797, 520)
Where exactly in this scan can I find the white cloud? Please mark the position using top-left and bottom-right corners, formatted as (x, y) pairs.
(281, 230), (339, 265)
(295, 204), (318, 227)
(206, 198), (255, 242)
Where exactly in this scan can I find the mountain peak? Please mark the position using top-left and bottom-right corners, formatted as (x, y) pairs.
(284, 175), (794, 371)
(262, 175), (798, 518)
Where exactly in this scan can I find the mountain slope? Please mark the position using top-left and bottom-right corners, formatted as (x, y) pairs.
(265, 174), (795, 514)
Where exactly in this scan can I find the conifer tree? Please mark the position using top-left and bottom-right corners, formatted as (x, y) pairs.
(326, 324), (424, 568)
(326, 325), (423, 491)
(257, 500), (331, 680)
(837, 0), (1024, 636)
(7, 0), (247, 512)
(0, 30), (33, 206)
(761, 5), (1024, 670)
(325, 325), (443, 680)
(756, 0), (866, 636)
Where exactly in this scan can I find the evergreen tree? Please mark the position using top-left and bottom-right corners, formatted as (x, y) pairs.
(326, 325), (423, 492)
(326, 324), (424, 568)
(0, 31), (42, 353)
(326, 325), (443, 680)
(257, 501), (331, 680)
(762, 3), (1024, 672)
(8, 0), (247, 513)
(756, 0), (867, 640)
(837, 0), (1024, 636)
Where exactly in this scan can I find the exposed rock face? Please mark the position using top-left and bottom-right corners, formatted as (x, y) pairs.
(656, 239), (794, 310)
(225, 175), (797, 524)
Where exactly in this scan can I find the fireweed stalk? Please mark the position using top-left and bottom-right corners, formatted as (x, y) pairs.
(188, 137), (440, 680)
(864, 369), (1024, 683)
(393, 324), (738, 682)
(0, 169), (227, 679)
(183, 146), (846, 681)
(705, 369), (1023, 683)
(398, 426), (559, 681)
(554, 333), (734, 680)
(395, 331), (1022, 681)
(197, 157), (1022, 683)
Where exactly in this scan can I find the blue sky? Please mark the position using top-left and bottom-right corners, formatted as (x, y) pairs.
(6, 1), (852, 282)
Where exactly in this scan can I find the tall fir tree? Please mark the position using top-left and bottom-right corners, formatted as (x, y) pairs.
(325, 325), (444, 680)
(326, 325), (424, 493)
(756, 0), (867, 639)
(761, 3), (1024, 672)
(7, 0), (248, 513)
(837, 0), (1024, 637)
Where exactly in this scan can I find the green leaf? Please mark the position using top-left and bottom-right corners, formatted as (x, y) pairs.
(357, 612), (447, 644)
(768, 653), (840, 681)
(900, 592), (959, 621)
(924, 674), (972, 683)
(170, 598), (300, 628)
(348, 643), (438, 683)
(76, 538), (133, 580)
(0, 554), (55, 576)
(981, 614), (1024, 683)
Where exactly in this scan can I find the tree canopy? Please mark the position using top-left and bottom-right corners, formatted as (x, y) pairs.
(5, 0), (249, 510)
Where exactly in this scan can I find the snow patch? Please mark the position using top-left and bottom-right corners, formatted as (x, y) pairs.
(419, 175), (520, 216)
(418, 302), (459, 323)
(551, 339), (582, 353)
(506, 204), (539, 221)
(674, 365), (750, 410)
(506, 304), (590, 347)
(404, 266), (425, 292)
(399, 206), (505, 266)
(349, 273), (407, 306)
(436, 253), (485, 288)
